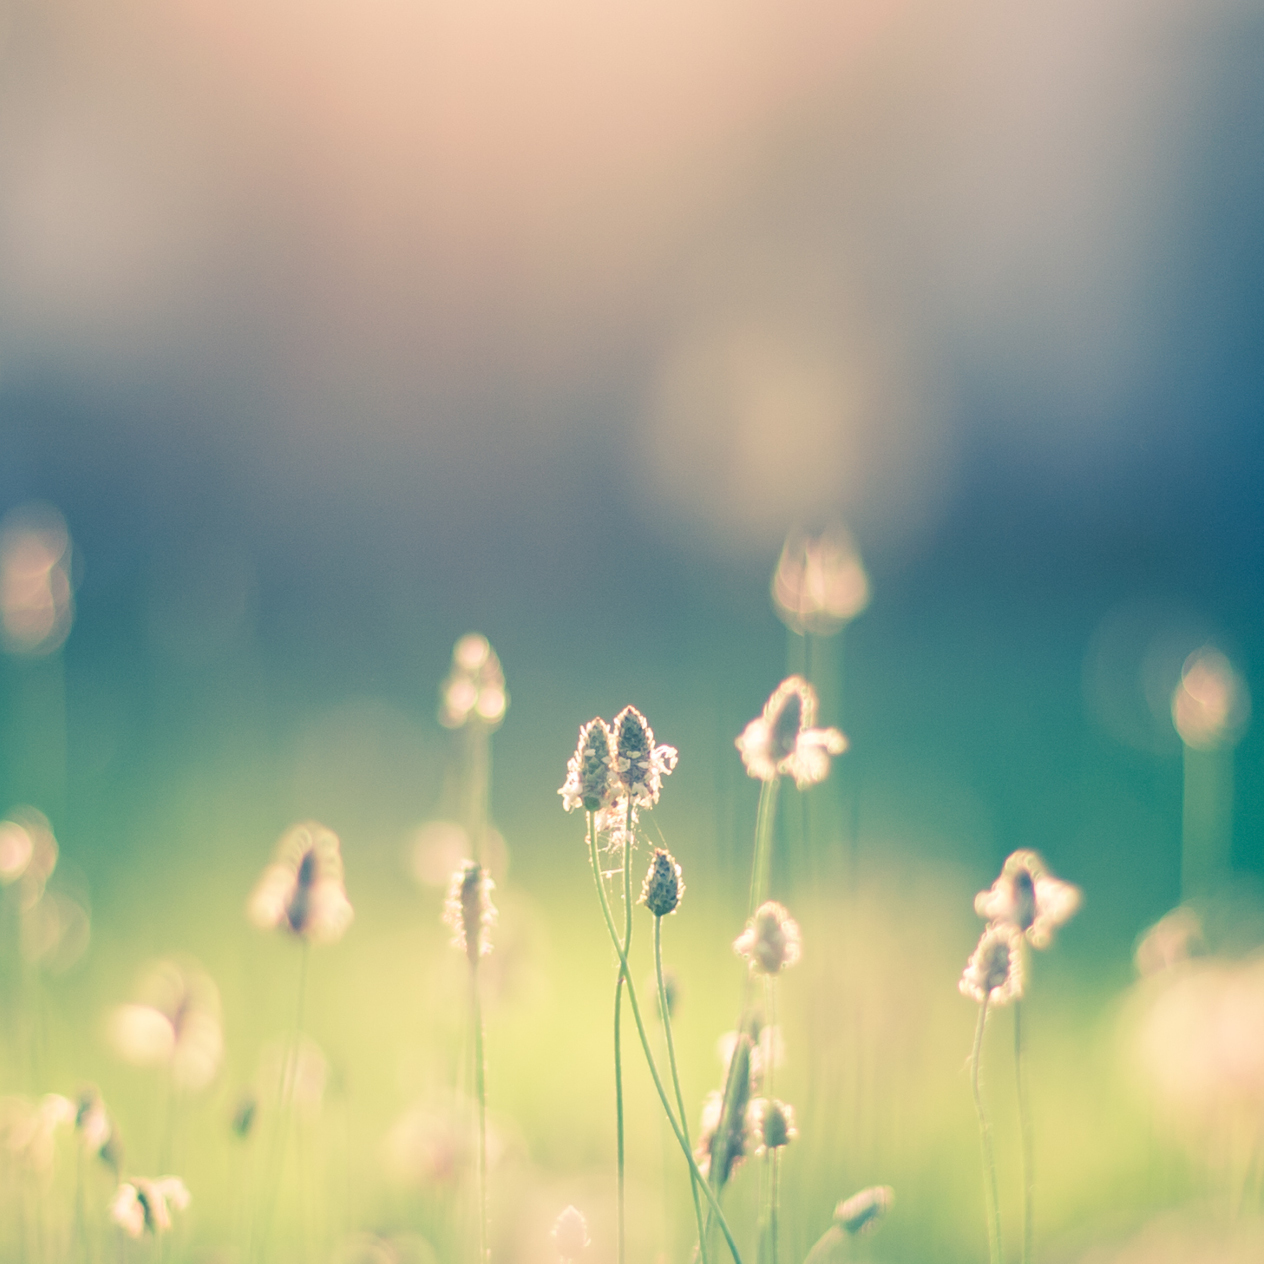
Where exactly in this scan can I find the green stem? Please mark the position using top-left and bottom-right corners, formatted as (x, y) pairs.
(616, 796), (634, 1264)
(656, 916), (709, 1264)
(472, 959), (489, 1264)
(748, 778), (782, 917)
(970, 998), (1002, 1264)
(587, 815), (745, 1264)
(614, 967), (626, 1264)
(1015, 1000), (1033, 1264)
(770, 1149), (781, 1264)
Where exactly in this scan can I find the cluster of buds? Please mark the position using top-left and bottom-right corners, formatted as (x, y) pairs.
(560, 706), (678, 820)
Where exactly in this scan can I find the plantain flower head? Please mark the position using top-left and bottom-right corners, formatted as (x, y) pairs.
(959, 924), (1024, 1007)
(443, 861), (497, 963)
(734, 901), (802, 974)
(439, 633), (508, 729)
(110, 1176), (189, 1237)
(559, 718), (617, 814)
(249, 821), (353, 945)
(747, 1097), (797, 1155)
(611, 706), (677, 808)
(835, 1186), (895, 1237)
(108, 958), (223, 1092)
(772, 524), (870, 637)
(641, 848), (684, 917)
(736, 677), (846, 789)
(974, 850), (1080, 949)
(551, 1206), (591, 1261)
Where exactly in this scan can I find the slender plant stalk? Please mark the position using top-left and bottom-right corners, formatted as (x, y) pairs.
(587, 815), (745, 1264)
(770, 1150), (781, 1264)
(1015, 1000), (1033, 1264)
(612, 796), (635, 1264)
(970, 997), (1002, 1264)
(655, 915), (709, 1264)
(472, 959), (489, 1264)
(748, 778), (782, 916)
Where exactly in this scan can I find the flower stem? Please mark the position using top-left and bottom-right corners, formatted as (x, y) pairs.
(970, 997), (1002, 1264)
(656, 915), (709, 1264)
(615, 797), (634, 1264)
(748, 778), (782, 916)
(1015, 1000), (1033, 1264)
(587, 815), (745, 1264)
(472, 958), (489, 1264)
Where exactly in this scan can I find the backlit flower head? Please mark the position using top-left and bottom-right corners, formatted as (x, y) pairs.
(736, 677), (847, 788)
(443, 861), (497, 963)
(551, 1206), (591, 1261)
(1171, 646), (1250, 751)
(249, 821), (353, 945)
(110, 1176), (189, 1237)
(611, 706), (677, 808)
(734, 901), (802, 974)
(771, 524), (870, 637)
(974, 850), (1080, 950)
(107, 958), (223, 1092)
(641, 848), (684, 917)
(959, 924), (1024, 1007)
(559, 718), (617, 814)
(747, 1097), (797, 1155)
(439, 633), (508, 729)
(835, 1185), (895, 1237)
(75, 1087), (122, 1171)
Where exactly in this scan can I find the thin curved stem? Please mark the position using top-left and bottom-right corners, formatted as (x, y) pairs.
(472, 959), (489, 1264)
(748, 779), (782, 917)
(1015, 1000), (1033, 1264)
(971, 998), (1002, 1264)
(587, 815), (745, 1264)
(656, 915), (709, 1264)
(616, 796), (634, 1264)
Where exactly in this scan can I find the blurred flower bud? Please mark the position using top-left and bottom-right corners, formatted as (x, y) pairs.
(772, 524), (869, 637)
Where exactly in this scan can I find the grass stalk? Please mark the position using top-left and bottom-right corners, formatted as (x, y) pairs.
(970, 997), (1002, 1264)
(655, 915), (709, 1264)
(587, 815), (744, 1264)
(472, 958), (489, 1264)
(1015, 1000), (1033, 1264)
(748, 778), (782, 917)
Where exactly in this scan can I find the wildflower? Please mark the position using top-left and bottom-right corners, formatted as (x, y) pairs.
(959, 924), (1024, 1007)
(108, 958), (223, 1092)
(1171, 646), (1250, 750)
(551, 1206), (591, 1261)
(443, 861), (497, 962)
(248, 820), (353, 945)
(611, 706), (677, 809)
(771, 524), (870, 637)
(559, 718), (617, 814)
(835, 1186), (895, 1236)
(747, 1097), (797, 1155)
(717, 1023), (781, 1093)
(110, 1176), (190, 1237)
(640, 848), (684, 916)
(75, 1087), (121, 1170)
(736, 677), (846, 789)
(974, 850), (1080, 949)
(439, 633), (508, 729)
(734, 901), (802, 974)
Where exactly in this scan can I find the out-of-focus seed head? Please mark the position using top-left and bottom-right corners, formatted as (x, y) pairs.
(443, 861), (497, 963)
(551, 1205), (590, 1261)
(559, 719), (616, 814)
(641, 848), (684, 917)
(771, 524), (870, 637)
(747, 1097), (797, 1155)
(735, 678), (846, 788)
(734, 902), (802, 975)
(439, 633), (509, 730)
(835, 1185), (895, 1236)
(959, 924), (1024, 1007)
(1171, 646), (1250, 751)
(249, 821), (354, 946)
(974, 850), (1080, 950)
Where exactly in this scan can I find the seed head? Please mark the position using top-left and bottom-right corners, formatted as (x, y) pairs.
(443, 861), (497, 963)
(551, 1205), (590, 1261)
(974, 850), (1080, 949)
(735, 678), (846, 788)
(959, 924), (1024, 1006)
(771, 524), (870, 637)
(559, 719), (616, 814)
(734, 902), (802, 974)
(835, 1185), (895, 1236)
(747, 1097), (797, 1155)
(611, 705), (677, 808)
(701, 1032), (753, 1186)
(110, 1176), (190, 1237)
(75, 1088), (121, 1171)
(439, 633), (508, 729)
(248, 821), (353, 945)
(641, 848), (684, 917)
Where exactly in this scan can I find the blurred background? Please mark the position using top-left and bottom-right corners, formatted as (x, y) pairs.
(2, 0), (1264, 1259)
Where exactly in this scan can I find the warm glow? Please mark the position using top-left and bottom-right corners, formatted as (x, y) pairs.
(0, 505), (74, 656)
(1171, 647), (1249, 750)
